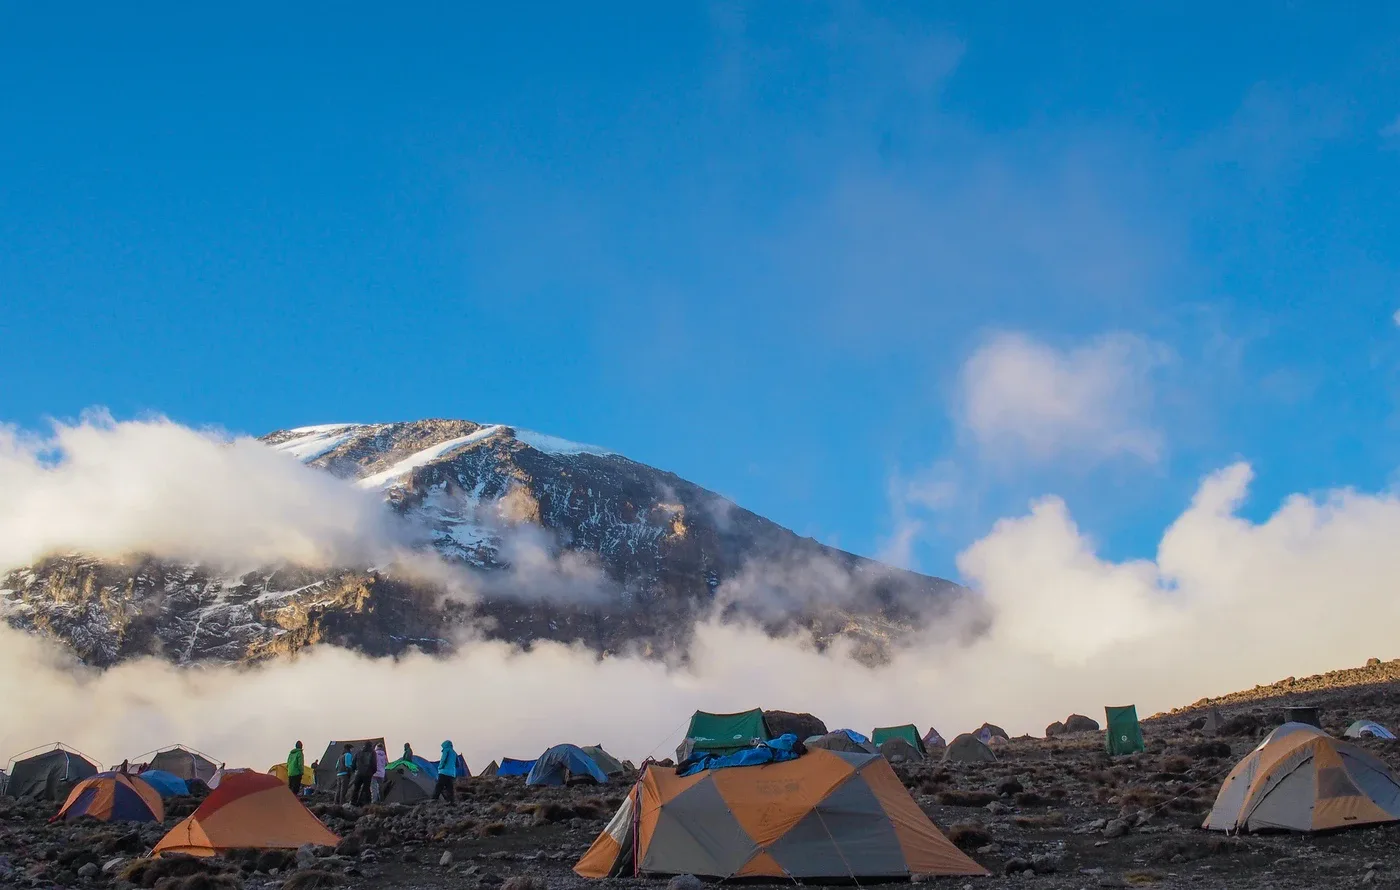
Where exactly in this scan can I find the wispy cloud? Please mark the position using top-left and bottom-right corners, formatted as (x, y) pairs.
(958, 331), (1169, 464)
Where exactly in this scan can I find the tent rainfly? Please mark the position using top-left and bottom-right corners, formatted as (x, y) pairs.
(676, 709), (769, 763)
(575, 749), (988, 879)
(1205, 723), (1400, 833)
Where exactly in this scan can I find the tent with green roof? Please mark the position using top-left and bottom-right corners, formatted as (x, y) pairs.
(676, 709), (768, 763)
(871, 725), (927, 756)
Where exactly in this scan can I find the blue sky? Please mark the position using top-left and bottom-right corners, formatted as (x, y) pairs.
(4, 2), (1400, 580)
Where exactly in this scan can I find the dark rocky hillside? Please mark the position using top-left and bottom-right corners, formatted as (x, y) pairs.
(1, 419), (965, 666)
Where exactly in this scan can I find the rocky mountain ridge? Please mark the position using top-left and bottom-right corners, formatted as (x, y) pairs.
(1, 419), (965, 666)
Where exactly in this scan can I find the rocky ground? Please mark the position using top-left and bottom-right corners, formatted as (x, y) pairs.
(8, 658), (1400, 890)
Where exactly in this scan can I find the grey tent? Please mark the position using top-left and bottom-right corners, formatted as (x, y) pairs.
(1204, 707), (1224, 736)
(974, 723), (1009, 744)
(941, 733), (996, 763)
(380, 760), (436, 804)
(5, 746), (98, 800)
(315, 738), (386, 789)
(805, 731), (878, 755)
(481, 760), (500, 778)
(1345, 720), (1397, 740)
(145, 746), (219, 786)
(879, 737), (926, 762)
(582, 746), (626, 777)
(0, 769), (7, 795)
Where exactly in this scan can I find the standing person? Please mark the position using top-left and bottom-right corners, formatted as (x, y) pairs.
(402, 742), (414, 763)
(286, 741), (305, 795)
(335, 744), (354, 804)
(432, 740), (459, 802)
(351, 742), (375, 806)
(371, 742), (387, 803)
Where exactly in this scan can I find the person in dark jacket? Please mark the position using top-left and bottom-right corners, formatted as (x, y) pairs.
(351, 742), (376, 806)
(403, 742), (414, 762)
(433, 740), (459, 802)
(335, 744), (355, 804)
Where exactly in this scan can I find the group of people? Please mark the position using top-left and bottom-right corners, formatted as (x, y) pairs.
(282, 739), (463, 804)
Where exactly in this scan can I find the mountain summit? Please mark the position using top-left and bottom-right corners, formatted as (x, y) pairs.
(2, 419), (963, 666)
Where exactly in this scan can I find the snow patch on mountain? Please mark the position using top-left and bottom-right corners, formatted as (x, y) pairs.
(358, 425), (505, 489)
(271, 425), (362, 462)
(512, 429), (613, 457)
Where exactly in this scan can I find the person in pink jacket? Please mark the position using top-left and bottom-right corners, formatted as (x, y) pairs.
(371, 741), (387, 803)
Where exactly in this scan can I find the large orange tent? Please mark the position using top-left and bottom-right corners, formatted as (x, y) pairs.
(54, 772), (164, 823)
(153, 771), (338, 856)
(576, 748), (986, 880)
(1204, 722), (1400, 833)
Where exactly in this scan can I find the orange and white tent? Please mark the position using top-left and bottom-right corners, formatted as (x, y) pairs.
(1204, 722), (1400, 833)
(576, 748), (986, 879)
(153, 771), (338, 856)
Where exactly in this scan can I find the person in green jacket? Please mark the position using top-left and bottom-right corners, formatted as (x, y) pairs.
(287, 741), (305, 795)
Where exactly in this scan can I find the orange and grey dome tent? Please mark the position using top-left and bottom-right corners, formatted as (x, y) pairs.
(54, 772), (164, 823)
(153, 771), (338, 856)
(575, 748), (987, 880)
(1204, 722), (1400, 833)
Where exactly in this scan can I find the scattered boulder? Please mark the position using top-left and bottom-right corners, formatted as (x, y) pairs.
(1045, 721), (1067, 738)
(763, 711), (826, 739)
(1103, 819), (1130, 839)
(667, 875), (704, 890)
(1065, 714), (1100, 733)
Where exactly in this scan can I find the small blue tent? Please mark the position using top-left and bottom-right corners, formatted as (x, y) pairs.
(526, 745), (609, 787)
(497, 758), (536, 777)
(135, 770), (188, 798)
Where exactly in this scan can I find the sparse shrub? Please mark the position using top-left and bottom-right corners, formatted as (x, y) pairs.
(1012, 812), (1065, 828)
(1160, 756), (1191, 774)
(1186, 741), (1232, 760)
(947, 822), (992, 850)
(996, 779), (1023, 796)
(1014, 791), (1048, 807)
(152, 876), (244, 890)
(1120, 788), (1167, 809)
(1124, 869), (1165, 885)
(936, 790), (996, 807)
(281, 870), (344, 890)
(573, 801), (603, 821)
(502, 877), (547, 890)
(533, 802), (570, 824)
(121, 854), (224, 888)
(480, 821), (507, 837)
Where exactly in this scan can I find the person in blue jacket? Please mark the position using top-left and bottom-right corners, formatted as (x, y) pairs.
(433, 740), (459, 801)
(335, 744), (355, 804)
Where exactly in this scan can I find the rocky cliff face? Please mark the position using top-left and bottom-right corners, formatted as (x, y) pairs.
(1, 420), (964, 666)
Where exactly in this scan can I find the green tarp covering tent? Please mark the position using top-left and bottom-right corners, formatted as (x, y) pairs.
(871, 725), (927, 756)
(676, 709), (768, 762)
(1105, 706), (1144, 756)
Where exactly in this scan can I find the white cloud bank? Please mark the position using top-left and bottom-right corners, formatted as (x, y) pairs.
(959, 331), (1167, 463)
(4, 416), (1400, 772)
(0, 412), (407, 574)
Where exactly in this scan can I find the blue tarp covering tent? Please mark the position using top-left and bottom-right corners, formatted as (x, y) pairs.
(678, 733), (803, 777)
(410, 755), (439, 779)
(836, 729), (870, 744)
(526, 746), (609, 786)
(135, 770), (188, 798)
(497, 758), (536, 777)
